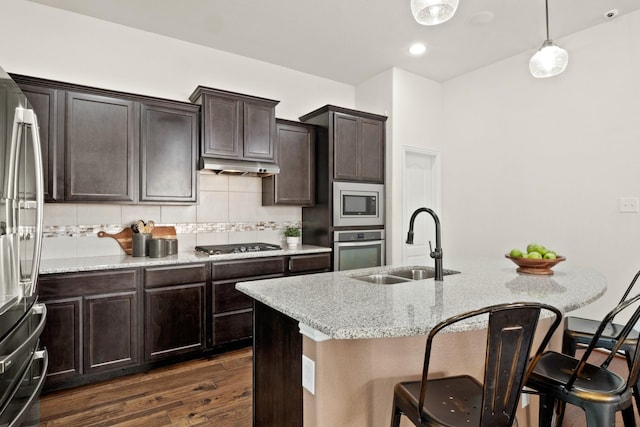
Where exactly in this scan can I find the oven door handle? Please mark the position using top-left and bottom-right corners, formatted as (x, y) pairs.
(335, 240), (384, 247)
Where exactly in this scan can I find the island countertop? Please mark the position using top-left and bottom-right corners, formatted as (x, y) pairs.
(236, 257), (607, 339)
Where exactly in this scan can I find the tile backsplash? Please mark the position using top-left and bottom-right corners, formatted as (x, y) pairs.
(41, 173), (301, 259)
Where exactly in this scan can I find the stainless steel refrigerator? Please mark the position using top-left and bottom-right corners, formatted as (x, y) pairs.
(0, 65), (48, 426)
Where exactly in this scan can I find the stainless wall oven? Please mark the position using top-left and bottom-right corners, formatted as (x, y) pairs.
(333, 182), (384, 227)
(333, 230), (385, 271)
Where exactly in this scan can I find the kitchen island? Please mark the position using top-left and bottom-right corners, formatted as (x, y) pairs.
(236, 257), (607, 427)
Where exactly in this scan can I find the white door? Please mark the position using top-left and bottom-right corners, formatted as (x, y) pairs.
(402, 148), (441, 266)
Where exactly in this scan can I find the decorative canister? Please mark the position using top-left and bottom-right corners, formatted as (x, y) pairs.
(132, 233), (151, 257)
(165, 239), (178, 255)
(148, 238), (166, 258)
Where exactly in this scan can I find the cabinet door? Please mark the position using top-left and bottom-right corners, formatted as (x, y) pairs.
(140, 103), (198, 203)
(358, 117), (384, 182)
(243, 100), (276, 161)
(83, 290), (139, 374)
(201, 94), (242, 159)
(144, 283), (206, 361)
(65, 91), (138, 202)
(40, 297), (81, 383)
(213, 311), (253, 346)
(333, 113), (359, 180)
(19, 84), (63, 201)
(262, 120), (315, 206)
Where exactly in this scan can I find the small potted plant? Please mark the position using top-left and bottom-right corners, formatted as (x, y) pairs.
(283, 226), (301, 250)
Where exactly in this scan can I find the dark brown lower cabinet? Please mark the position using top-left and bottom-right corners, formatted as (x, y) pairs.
(38, 268), (141, 391)
(212, 257), (286, 347)
(143, 264), (207, 361)
(38, 253), (330, 392)
(39, 297), (81, 383)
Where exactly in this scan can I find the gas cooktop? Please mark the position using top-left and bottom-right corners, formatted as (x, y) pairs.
(195, 243), (282, 256)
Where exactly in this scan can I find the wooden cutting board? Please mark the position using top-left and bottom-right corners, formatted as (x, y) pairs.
(98, 226), (177, 255)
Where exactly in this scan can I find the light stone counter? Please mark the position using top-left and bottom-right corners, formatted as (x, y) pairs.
(39, 245), (331, 274)
(236, 256), (607, 339)
(240, 257), (607, 427)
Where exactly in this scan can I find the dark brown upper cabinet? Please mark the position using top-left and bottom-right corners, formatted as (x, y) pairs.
(140, 102), (199, 203)
(12, 74), (199, 204)
(300, 105), (386, 183)
(189, 86), (279, 163)
(10, 78), (64, 201)
(65, 91), (139, 202)
(262, 119), (315, 206)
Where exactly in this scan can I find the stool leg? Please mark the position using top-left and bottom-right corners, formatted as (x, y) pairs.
(390, 399), (402, 427)
(583, 406), (617, 427)
(625, 350), (640, 418)
(538, 395), (555, 427)
(561, 333), (578, 357)
(621, 405), (637, 427)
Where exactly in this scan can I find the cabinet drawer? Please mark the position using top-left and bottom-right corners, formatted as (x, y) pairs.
(38, 269), (138, 299)
(289, 253), (331, 274)
(144, 264), (207, 288)
(213, 278), (272, 313)
(212, 257), (285, 281)
(213, 311), (253, 345)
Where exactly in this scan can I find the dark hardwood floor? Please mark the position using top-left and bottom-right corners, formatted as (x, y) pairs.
(39, 346), (639, 426)
(39, 347), (252, 426)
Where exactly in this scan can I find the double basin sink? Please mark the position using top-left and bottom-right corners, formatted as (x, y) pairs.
(354, 267), (459, 284)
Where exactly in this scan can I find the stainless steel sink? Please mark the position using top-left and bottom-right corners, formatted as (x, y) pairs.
(354, 274), (412, 285)
(354, 267), (459, 284)
(389, 268), (437, 280)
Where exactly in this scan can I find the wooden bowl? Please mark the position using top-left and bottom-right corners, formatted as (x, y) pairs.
(505, 254), (566, 275)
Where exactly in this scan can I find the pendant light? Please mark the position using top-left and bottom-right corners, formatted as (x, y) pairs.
(529, 0), (568, 78)
(411, 0), (459, 26)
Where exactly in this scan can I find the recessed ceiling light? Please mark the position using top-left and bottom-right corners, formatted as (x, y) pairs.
(467, 10), (495, 26)
(409, 43), (427, 56)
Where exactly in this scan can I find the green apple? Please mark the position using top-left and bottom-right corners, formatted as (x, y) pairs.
(544, 252), (557, 260)
(526, 243), (539, 253)
(509, 249), (524, 258)
(527, 252), (543, 259)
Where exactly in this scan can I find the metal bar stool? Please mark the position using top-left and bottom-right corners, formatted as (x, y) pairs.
(525, 292), (640, 427)
(390, 302), (562, 427)
(561, 270), (640, 422)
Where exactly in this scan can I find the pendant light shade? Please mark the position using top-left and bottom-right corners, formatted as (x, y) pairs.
(411, 0), (459, 26)
(530, 0), (568, 78)
(529, 40), (569, 78)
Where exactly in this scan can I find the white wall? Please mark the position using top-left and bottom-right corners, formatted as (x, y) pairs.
(1, 0), (357, 259)
(442, 11), (640, 319)
(357, 68), (444, 264)
(1, 0), (354, 120)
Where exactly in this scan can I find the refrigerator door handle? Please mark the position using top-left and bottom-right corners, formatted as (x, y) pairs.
(0, 303), (47, 374)
(6, 349), (48, 427)
(19, 109), (44, 297)
(5, 109), (23, 200)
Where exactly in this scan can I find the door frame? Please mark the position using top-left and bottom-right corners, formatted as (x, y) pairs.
(401, 146), (442, 265)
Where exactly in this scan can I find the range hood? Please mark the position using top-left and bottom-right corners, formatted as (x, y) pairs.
(198, 157), (280, 177)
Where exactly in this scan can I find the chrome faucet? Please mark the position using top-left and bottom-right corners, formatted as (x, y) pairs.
(406, 207), (443, 281)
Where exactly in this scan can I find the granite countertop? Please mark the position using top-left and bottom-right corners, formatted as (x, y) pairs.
(235, 257), (607, 340)
(39, 245), (331, 274)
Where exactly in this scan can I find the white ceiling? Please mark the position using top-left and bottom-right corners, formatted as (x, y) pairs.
(28, 0), (640, 84)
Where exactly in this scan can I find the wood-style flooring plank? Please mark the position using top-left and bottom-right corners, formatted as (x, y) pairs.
(40, 345), (639, 426)
(40, 348), (252, 427)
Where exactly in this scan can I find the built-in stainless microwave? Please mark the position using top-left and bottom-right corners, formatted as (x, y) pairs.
(333, 182), (384, 227)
